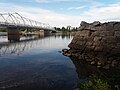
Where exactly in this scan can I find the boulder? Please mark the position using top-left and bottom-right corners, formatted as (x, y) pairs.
(92, 21), (101, 26)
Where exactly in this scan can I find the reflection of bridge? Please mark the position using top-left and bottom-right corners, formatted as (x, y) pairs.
(0, 12), (56, 41)
(0, 36), (43, 56)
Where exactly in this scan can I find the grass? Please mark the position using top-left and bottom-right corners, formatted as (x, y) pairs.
(78, 75), (111, 90)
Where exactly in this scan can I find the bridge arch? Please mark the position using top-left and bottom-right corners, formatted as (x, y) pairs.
(0, 12), (55, 30)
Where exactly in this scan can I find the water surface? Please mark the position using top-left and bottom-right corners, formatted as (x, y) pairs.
(0, 34), (79, 90)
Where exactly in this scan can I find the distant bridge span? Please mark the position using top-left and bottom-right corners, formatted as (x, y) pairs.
(0, 12), (56, 41)
(0, 12), (55, 31)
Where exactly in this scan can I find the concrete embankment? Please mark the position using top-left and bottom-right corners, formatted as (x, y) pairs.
(63, 21), (120, 69)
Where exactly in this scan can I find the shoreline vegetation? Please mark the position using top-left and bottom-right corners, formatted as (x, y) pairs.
(0, 27), (77, 37)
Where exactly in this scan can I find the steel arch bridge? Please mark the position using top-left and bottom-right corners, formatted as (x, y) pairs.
(0, 12), (55, 30)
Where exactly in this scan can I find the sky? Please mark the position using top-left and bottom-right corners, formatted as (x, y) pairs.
(0, 0), (120, 27)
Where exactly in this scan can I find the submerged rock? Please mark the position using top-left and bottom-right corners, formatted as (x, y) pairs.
(58, 51), (62, 53)
(111, 60), (118, 67)
(62, 49), (69, 53)
(90, 61), (96, 65)
(103, 64), (110, 69)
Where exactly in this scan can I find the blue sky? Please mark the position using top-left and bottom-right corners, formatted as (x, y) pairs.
(0, 0), (120, 27)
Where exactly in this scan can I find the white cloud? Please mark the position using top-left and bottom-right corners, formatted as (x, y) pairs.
(0, 2), (120, 27)
(68, 6), (86, 10)
(35, 0), (92, 3)
(83, 3), (120, 22)
(35, 0), (62, 3)
(0, 3), (83, 27)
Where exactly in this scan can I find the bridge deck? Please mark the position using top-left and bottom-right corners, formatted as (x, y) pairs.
(0, 13), (55, 31)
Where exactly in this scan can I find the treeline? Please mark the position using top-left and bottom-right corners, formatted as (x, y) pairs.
(54, 26), (78, 32)
(0, 28), (7, 32)
(0, 26), (79, 32)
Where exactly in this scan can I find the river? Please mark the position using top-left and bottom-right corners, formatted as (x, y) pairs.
(0, 33), (79, 90)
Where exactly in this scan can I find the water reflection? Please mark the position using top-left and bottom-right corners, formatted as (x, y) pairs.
(0, 35), (44, 56)
(0, 33), (72, 57)
(69, 53), (120, 90)
(0, 33), (79, 90)
(8, 35), (20, 42)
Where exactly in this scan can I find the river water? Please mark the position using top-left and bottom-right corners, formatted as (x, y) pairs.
(0, 34), (79, 90)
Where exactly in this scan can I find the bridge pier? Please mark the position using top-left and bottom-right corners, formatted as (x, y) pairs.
(6, 27), (53, 42)
(38, 30), (51, 36)
(44, 30), (51, 35)
(7, 27), (21, 42)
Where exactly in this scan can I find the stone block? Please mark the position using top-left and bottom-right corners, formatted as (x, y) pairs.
(117, 43), (120, 46)
(71, 38), (77, 43)
(100, 36), (116, 44)
(92, 21), (101, 26)
(99, 31), (107, 36)
(75, 31), (81, 36)
(99, 31), (114, 36)
(76, 41), (86, 45)
(75, 37), (84, 41)
(114, 23), (120, 30)
(106, 31), (114, 36)
(90, 26), (97, 31)
(91, 31), (100, 37)
(79, 26), (85, 31)
(116, 36), (120, 42)
(99, 24), (107, 31)
(106, 23), (114, 31)
(94, 46), (103, 51)
(93, 41), (101, 46)
(93, 37), (102, 42)
(79, 30), (90, 37)
(85, 25), (91, 30)
(80, 21), (89, 26)
(87, 45), (96, 50)
(86, 41), (93, 46)
(95, 26), (101, 31)
(115, 31), (120, 36)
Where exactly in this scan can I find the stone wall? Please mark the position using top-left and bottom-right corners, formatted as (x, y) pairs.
(69, 21), (120, 55)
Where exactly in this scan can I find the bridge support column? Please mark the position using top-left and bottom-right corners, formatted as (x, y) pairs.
(7, 27), (21, 42)
(38, 30), (44, 37)
(44, 30), (51, 35)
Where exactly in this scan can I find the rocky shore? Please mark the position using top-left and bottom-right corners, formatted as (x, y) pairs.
(62, 21), (120, 69)
(61, 21), (120, 90)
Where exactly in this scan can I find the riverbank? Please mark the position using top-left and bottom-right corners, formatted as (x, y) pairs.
(62, 21), (120, 90)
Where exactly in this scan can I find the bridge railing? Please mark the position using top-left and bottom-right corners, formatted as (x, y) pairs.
(0, 12), (55, 30)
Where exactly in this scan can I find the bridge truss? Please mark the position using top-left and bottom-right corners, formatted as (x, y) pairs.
(0, 12), (54, 30)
